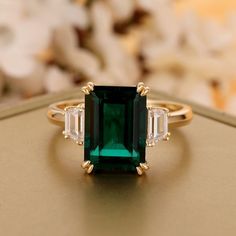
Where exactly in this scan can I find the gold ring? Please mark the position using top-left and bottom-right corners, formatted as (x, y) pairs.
(47, 82), (193, 175)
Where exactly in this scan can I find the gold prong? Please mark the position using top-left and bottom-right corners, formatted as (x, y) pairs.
(146, 141), (155, 147)
(64, 105), (77, 111)
(87, 164), (94, 174)
(81, 86), (90, 95)
(137, 82), (150, 96)
(140, 163), (149, 171)
(147, 144), (155, 147)
(76, 141), (84, 145)
(87, 82), (94, 91)
(81, 82), (94, 95)
(62, 130), (69, 139)
(77, 103), (85, 109)
(163, 132), (171, 141)
(136, 166), (143, 176)
(81, 161), (91, 169)
(137, 82), (145, 93)
(140, 86), (150, 96)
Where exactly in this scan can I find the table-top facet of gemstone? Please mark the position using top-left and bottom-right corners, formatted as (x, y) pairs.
(85, 86), (147, 172)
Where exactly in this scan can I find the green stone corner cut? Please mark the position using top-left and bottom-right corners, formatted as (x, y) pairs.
(85, 85), (147, 172)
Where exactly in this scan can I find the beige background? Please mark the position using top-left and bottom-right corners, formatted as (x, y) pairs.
(175, 0), (236, 22)
(0, 92), (236, 236)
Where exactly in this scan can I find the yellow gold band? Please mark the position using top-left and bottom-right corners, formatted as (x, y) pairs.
(47, 99), (192, 128)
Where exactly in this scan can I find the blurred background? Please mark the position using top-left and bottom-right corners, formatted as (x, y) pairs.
(0, 0), (236, 115)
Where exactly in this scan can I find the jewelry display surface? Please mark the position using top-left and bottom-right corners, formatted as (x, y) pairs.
(0, 92), (236, 236)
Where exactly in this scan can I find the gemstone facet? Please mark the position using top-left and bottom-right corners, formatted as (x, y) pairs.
(64, 107), (84, 143)
(146, 107), (168, 146)
(85, 86), (147, 172)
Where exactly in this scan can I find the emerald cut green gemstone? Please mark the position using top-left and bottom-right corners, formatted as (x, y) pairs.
(85, 86), (147, 172)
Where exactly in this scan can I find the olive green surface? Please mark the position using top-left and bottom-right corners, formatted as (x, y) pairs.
(0, 91), (236, 236)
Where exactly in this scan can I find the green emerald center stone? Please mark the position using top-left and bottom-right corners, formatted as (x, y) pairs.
(85, 86), (147, 172)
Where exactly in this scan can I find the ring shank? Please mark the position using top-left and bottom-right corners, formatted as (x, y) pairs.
(47, 99), (192, 128)
(47, 99), (84, 127)
(147, 100), (193, 128)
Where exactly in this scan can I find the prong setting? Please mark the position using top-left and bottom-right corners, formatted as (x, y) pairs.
(146, 142), (155, 147)
(140, 163), (149, 171)
(87, 164), (94, 174)
(137, 82), (145, 93)
(163, 132), (171, 141)
(81, 82), (94, 95)
(137, 82), (149, 96)
(76, 141), (84, 145)
(81, 160), (91, 169)
(136, 162), (150, 175)
(62, 131), (69, 139)
(81, 161), (94, 174)
(141, 87), (150, 96)
(136, 166), (143, 175)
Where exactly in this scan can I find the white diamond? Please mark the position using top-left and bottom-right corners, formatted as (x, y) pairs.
(64, 107), (84, 143)
(147, 107), (168, 146)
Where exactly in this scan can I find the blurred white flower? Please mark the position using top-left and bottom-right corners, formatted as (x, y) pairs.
(53, 24), (100, 79)
(7, 63), (46, 96)
(107, 0), (135, 22)
(0, 0), (235, 113)
(0, 0), (88, 95)
(91, 1), (140, 84)
(44, 66), (74, 93)
(145, 72), (179, 94)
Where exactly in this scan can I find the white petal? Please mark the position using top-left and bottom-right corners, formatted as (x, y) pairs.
(91, 1), (113, 34)
(53, 24), (77, 53)
(145, 72), (179, 94)
(53, 24), (100, 78)
(203, 20), (233, 52)
(66, 49), (100, 78)
(0, 1), (24, 25)
(66, 4), (89, 28)
(7, 62), (45, 96)
(0, 53), (36, 78)
(0, 24), (15, 51)
(107, 0), (135, 21)
(150, 0), (180, 46)
(175, 73), (214, 107)
(44, 66), (73, 93)
(181, 11), (207, 54)
(13, 19), (51, 54)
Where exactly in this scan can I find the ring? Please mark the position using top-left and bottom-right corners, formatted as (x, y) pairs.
(47, 82), (193, 175)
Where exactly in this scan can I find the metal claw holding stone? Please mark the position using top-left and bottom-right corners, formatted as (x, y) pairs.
(76, 141), (84, 146)
(81, 161), (94, 174)
(136, 162), (150, 175)
(137, 82), (149, 96)
(81, 82), (94, 95)
(163, 132), (171, 141)
(62, 131), (69, 139)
